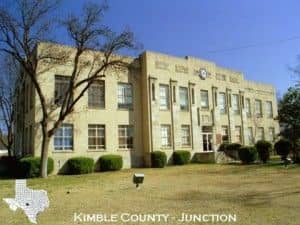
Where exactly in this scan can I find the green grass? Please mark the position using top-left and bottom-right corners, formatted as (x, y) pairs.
(0, 163), (299, 225)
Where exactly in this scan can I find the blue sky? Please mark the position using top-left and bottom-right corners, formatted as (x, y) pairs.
(60, 0), (300, 94)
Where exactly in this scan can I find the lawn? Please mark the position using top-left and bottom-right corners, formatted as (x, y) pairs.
(0, 162), (299, 225)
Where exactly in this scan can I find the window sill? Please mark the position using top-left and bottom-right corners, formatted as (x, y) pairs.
(201, 107), (210, 111)
(88, 106), (106, 110)
(159, 108), (170, 111)
(160, 147), (172, 150)
(87, 149), (106, 152)
(117, 108), (134, 111)
(52, 150), (74, 153)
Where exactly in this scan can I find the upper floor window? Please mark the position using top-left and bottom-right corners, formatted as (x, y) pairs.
(117, 83), (133, 109)
(232, 94), (240, 114)
(118, 125), (133, 149)
(181, 125), (191, 146)
(219, 92), (227, 114)
(88, 124), (105, 150)
(200, 90), (209, 109)
(179, 87), (189, 110)
(161, 125), (171, 147)
(88, 80), (105, 108)
(245, 98), (251, 117)
(266, 101), (273, 118)
(54, 75), (70, 106)
(159, 85), (169, 110)
(54, 123), (73, 150)
(255, 99), (263, 117)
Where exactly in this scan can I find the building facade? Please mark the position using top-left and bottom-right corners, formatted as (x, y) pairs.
(14, 43), (280, 173)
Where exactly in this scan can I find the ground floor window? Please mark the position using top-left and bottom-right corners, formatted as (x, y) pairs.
(161, 125), (171, 148)
(118, 125), (133, 149)
(88, 124), (105, 150)
(54, 123), (73, 150)
(202, 133), (213, 151)
(234, 126), (242, 143)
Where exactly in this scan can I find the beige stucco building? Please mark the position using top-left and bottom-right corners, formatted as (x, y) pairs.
(14, 43), (280, 173)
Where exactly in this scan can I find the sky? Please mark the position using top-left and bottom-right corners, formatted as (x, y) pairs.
(29, 0), (300, 94)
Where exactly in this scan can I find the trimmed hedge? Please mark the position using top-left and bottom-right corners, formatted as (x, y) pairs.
(238, 146), (257, 164)
(255, 140), (272, 163)
(67, 157), (94, 174)
(218, 142), (241, 160)
(98, 155), (123, 171)
(173, 150), (191, 165)
(19, 157), (54, 178)
(274, 139), (292, 160)
(151, 151), (167, 168)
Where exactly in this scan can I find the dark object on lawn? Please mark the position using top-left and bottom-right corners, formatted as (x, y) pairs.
(133, 173), (144, 188)
(283, 158), (292, 167)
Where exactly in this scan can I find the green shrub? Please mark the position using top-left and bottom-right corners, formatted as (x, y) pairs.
(274, 139), (292, 160)
(98, 155), (123, 171)
(217, 142), (229, 152)
(173, 150), (191, 165)
(255, 140), (272, 163)
(238, 146), (257, 164)
(67, 157), (94, 174)
(151, 151), (167, 168)
(226, 143), (242, 160)
(19, 157), (54, 178)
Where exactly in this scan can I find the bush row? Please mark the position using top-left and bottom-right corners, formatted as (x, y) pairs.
(0, 154), (124, 178)
(151, 150), (191, 168)
(218, 139), (293, 164)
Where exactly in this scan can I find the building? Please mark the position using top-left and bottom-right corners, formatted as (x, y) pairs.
(14, 43), (280, 173)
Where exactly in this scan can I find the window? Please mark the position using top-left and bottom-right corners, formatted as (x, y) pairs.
(118, 83), (133, 109)
(159, 85), (170, 110)
(151, 83), (155, 101)
(172, 86), (176, 103)
(88, 125), (105, 150)
(54, 75), (71, 106)
(255, 99), (262, 117)
(219, 92), (227, 114)
(54, 124), (73, 150)
(266, 101), (273, 118)
(257, 127), (264, 140)
(161, 125), (171, 147)
(247, 127), (254, 144)
(245, 98), (251, 117)
(200, 90), (209, 109)
(268, 127), (275, 142)
(232, 94), (240, 114)
(179, 87), (189, 110)
(191, 88), (195, 104)
(235, 126), (242, 143)
(30, 83), (34, 109)
(88, 81), (105, 108)
(118, 125), (133, 149)
(181, 125), (191, 146)
(221, 126), (229, 142)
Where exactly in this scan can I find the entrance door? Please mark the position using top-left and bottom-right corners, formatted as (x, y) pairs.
(202, 133), (213, 151)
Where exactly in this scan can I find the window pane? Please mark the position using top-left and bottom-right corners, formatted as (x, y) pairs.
(159, 85), (169, 110)
(118, 83), (133, 108)
(179, 87), (189, 110)
(201, 90), (209, 108)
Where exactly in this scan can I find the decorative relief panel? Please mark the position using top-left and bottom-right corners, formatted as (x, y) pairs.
(175, 64), (188, 74)
(216, 73), (226, 81)
(155, 61), (169, 70)
(229, 76), (239, 83)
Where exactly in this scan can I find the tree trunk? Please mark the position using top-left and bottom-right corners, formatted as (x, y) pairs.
(40, 127), (50, 178)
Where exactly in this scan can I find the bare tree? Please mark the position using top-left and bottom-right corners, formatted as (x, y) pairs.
(0, 0), (137, 177)
(0, 54), (19, 157)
